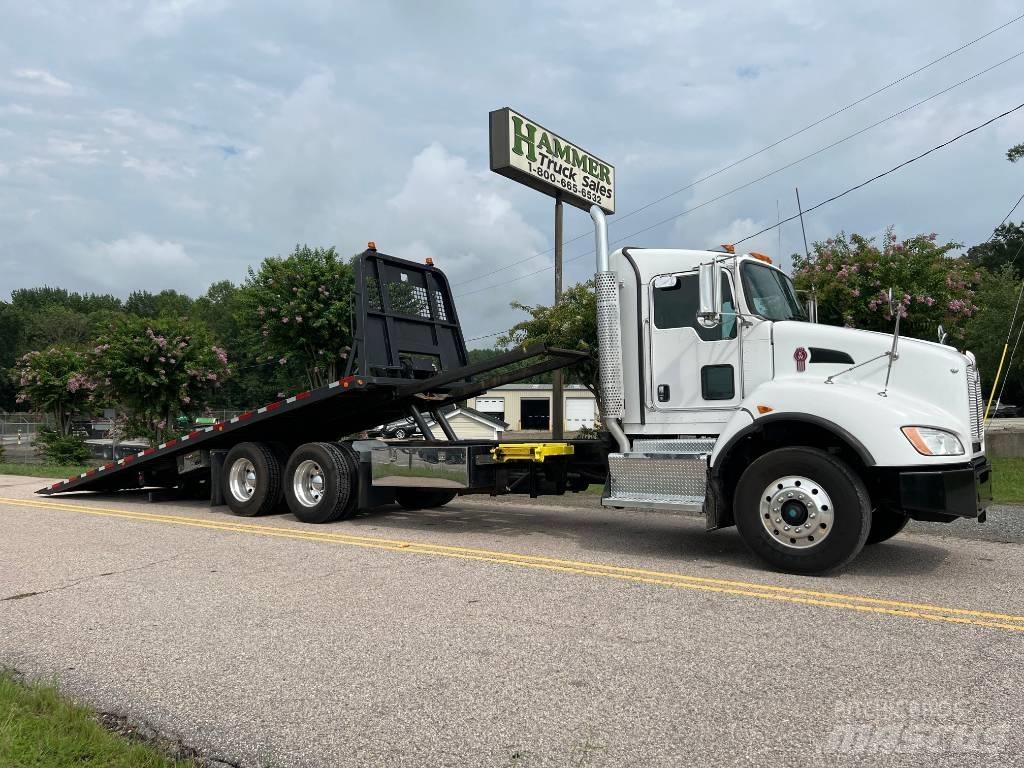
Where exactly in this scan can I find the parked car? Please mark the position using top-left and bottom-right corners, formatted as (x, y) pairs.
(368, 418), (421, 440)
(990, 403), (1019, 418)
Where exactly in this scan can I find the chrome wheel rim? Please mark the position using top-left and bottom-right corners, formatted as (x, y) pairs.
(228, 459), (257, 503)
(293, 460), (325, 508)
(759, 475), (834, 549)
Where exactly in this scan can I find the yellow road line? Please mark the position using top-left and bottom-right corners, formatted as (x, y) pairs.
(4, 495), (1024, 633)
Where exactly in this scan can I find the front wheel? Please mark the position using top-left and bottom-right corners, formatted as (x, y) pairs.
(733, 447), (871, 574)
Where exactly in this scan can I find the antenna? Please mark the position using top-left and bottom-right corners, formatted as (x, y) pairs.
(879, 287), (901, 397)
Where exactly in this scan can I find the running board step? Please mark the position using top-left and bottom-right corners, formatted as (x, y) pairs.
(603, 451), (709, 512)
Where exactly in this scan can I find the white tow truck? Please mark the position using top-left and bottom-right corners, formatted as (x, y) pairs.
(590, 206), (991, 572)
(41, 206), (992, 574)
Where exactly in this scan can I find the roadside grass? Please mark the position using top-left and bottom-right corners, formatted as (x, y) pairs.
(0, 671), (192, 768)
(0, 464), (91, 479)
(992, 457), (1024, 504)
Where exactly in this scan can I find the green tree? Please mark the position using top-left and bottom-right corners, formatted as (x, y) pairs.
(124, 289), (194, 318)
(1008, 143), (1024, 163)
(500, 281), (600, 408)
(239, 245), (354, 389)
(964, 266), (1024, 405)
(966, 222), (1024, 277)
(792, 228), (979, 342)
(193, 280), (306, 409)
(89, 316), (230, 442)
(0, 303), (24, 410)
(12, 346), (93, 434)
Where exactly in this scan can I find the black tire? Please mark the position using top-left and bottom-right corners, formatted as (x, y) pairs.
(866, 510), (910, 544)
(733, 447), (871, 574)
(284, 442), (359, 523)
(222, 442), (283, 517)
(395, 489), (457, 510)
(393, 428), (408, 439)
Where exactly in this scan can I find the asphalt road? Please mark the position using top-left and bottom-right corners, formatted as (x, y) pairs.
(1, 473), (1022, 767)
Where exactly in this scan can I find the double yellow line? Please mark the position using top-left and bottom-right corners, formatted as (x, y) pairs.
(5, 495), (1024, 633)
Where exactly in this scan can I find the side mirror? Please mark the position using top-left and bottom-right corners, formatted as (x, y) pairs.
(652, 275), (679, 290)
(697, 261), (721, 328)
(937, 324), (948, 345)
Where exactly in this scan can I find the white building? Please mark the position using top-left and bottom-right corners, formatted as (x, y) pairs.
(466, 384), (598, 433)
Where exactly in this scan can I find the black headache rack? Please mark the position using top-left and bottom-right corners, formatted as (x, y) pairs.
(38, 248), (588, 496)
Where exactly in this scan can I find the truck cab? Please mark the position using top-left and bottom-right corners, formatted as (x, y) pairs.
(593, 206), (991, 573)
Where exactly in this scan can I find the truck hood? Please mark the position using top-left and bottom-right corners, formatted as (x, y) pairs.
(768, 320), (979, 456)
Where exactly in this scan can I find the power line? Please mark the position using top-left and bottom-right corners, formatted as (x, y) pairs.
(456, 54), (1024, 300)
(733, 101), (1024, 245)
(451, 12), (1024, 290)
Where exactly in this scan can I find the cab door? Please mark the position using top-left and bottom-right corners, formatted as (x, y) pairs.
(648, 269), (740, 411)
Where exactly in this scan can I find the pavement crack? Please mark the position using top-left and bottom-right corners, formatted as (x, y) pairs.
(1, 554), (183, 602)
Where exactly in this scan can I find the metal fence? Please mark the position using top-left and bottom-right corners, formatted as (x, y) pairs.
(0, 413), (50, 442)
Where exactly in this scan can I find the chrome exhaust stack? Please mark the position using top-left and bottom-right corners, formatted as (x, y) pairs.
(590, 205), (630, 453)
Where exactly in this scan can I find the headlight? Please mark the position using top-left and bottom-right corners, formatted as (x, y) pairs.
(901, 426), (965, 456)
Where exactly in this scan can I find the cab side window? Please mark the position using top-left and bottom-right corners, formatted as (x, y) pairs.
(652, 273), (737, 341)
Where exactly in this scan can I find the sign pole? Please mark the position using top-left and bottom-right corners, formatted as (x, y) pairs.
(552, 195), (564, 439)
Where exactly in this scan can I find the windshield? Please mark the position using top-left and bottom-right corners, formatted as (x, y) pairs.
(741, 262), (807, 321)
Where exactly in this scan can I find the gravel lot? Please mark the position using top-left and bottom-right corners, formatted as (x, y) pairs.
(1, 473), (1022, 767)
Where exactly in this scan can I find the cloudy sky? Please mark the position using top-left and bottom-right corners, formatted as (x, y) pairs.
(1, 0), (1022, 345)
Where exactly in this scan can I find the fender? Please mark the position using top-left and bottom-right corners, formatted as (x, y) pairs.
(711, 412), (875, 474)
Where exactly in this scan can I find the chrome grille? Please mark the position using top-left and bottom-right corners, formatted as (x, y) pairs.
(967, 363), (983, 443)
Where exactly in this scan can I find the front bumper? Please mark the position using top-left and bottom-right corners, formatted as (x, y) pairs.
(898, 456), (992, 519)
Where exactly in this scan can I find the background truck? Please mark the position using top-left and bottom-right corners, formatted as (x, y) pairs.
(40, 207), (992, 573)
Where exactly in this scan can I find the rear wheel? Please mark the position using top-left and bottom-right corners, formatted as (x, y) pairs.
(395, 489), (457, 510)
(733, 447), (871, 574)
(222, 442), (283, 517)
(284, 442), (359, 523)
(866, 510), (910, 544)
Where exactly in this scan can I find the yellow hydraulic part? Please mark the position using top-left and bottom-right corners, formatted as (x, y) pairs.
(490, 442), (575, 463)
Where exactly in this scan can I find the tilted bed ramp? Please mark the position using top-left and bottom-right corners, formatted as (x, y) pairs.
(38, 247), (587, 496)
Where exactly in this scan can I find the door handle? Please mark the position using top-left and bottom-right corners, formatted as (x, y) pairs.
(657, 384), (670, 402)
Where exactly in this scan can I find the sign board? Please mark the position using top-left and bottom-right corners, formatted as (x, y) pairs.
(489, 107), (615, 214)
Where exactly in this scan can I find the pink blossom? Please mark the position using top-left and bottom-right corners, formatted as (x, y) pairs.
(851, 289), (860, 297)
(279, 357), (288, 365)
(825, 264), (833, 272)
(182, 395), (191, 404)
(282, 317), (289, 323)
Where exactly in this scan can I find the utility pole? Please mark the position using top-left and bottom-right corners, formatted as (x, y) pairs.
(552, 195), (564, 440)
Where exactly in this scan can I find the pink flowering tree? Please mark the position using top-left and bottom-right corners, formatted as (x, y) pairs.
(88, 316), (230, 442)
(792, 228), (979, 341)
(12, 346), (93, 435)
(238, 245), (354, 389)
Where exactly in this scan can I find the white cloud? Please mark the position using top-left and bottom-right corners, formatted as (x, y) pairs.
(46, 137), (105, 165)
(140, 0), (226, 37)
(10, 68), (71, 94)
(75, 235), (196, 291)
(122, 155), (193, 181)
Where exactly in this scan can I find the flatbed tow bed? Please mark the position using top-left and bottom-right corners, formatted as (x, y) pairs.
(37, 248), (598, 505)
